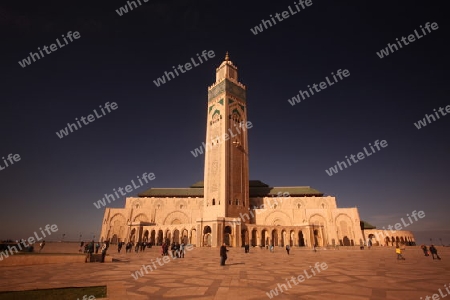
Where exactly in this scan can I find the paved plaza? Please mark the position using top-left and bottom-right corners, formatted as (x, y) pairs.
(0, 245), (449, 300)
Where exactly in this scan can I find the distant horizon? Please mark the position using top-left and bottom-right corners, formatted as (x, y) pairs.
(1, 233), (449, 247)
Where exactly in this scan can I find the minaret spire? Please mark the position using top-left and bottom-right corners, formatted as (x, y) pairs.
(215, 51), (239, 83)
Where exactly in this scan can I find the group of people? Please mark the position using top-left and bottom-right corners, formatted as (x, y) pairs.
(81, 240), (109, 263)
(421, 244), (442, 260)
(117, 241), (151, 253)
(79, 241), (100, 254)
(396, 244), (442, 260)
(243, 244), (292, 254)
(160, 242), (185, 258)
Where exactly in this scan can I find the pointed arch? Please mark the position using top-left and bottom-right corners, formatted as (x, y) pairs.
(162, 211), (189, 225)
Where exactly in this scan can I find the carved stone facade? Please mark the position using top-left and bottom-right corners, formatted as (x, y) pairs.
(99, 54), (415, 248)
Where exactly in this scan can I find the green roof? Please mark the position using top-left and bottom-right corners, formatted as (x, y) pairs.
(138, 188), (203, 197)
(138, 181), (323, 198)
(361, 221), (377, 229)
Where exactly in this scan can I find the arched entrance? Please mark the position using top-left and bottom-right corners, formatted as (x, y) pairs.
(165, 230), (171, 244)
(111, 234), (118, 244)
(342, 236), (350, 246)
(251, 229), (258, 246)
(224, 226), (232, 246)
(150, 230), (156, 245)
(271, 230), (278, 246)
(143, 230), (149, 242)
(173, 229), (180, 243)
(298, 231), (305, 246)
(190, 229), (197, 245)
(313, 228), (325, 247)
(130, 229), (136, 243)
(368, 233), (376, 246)
(181, 229), (189, 244)
(385, 236), (390, 246)
(261, 229), (268, 247)
(203, 226), (212, 246)
(241, 229), (248, 246)
(281, 230), (286, 247)
(157, 230), (163, 245)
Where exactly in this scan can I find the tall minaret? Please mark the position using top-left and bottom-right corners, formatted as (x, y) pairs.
(203, 52), (249, 220)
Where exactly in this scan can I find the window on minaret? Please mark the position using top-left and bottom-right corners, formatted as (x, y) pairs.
(297, 203), (301, 209)
(235, 199), (239, 205)
(229, 199), (232, 205)
(212, 199), (215, 205)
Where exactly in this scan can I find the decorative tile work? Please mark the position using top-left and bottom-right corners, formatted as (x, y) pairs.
(208, 80), (246, 102)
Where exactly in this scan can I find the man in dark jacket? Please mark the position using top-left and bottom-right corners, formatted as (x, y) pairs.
(220, 243), (228, 266)
(429, 245), (441, 260)
(85, 240), (94, 263)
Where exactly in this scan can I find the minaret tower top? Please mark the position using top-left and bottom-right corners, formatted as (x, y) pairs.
(215, 52), (239, 84)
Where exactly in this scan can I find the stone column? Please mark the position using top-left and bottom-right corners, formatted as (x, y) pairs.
(138, 225), (143, 243)
(235, 222), (241, 247)
(213, 223), (218, 247)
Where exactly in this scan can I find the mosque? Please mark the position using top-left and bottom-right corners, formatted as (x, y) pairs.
(99, 53), (416, 248)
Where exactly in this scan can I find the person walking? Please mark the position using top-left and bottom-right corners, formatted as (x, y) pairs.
(85, 240), (94, 263)
(429, 245), (442, 260)
(421, 245), (430, 256)
(95, 242), (100, 254)
(135, 242), (140, 253)
(396, 245), (405, 260)
(220, 243), (228, 266)
(285, 244), (290, 255)
(163, 242), (169, 256)
(180, 242), (185, 258)
(161, 242), (166, 256)
(101, 241), (109, 263)
(171, 242), (176, 258)
(38, 240), (46, 253)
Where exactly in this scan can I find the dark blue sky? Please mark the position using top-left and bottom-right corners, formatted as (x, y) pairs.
(1, 0), (449, 245)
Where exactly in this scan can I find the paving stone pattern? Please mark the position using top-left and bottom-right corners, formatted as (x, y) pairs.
(0, 246), (449, 300)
